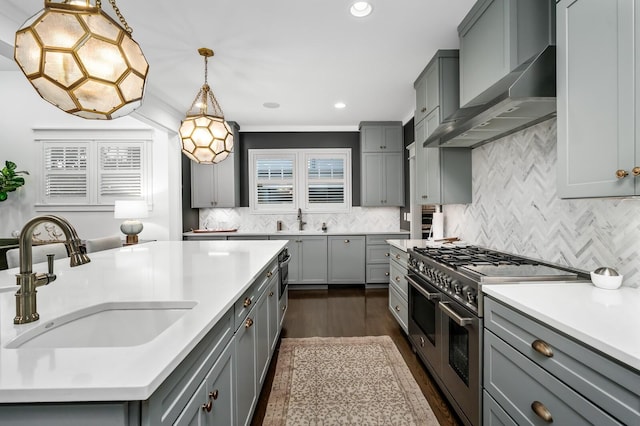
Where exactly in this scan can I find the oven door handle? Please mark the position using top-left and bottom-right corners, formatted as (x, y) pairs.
(279, 254), (292, 267)
(439, 301), (474, 327)
(406, 275), (441, 300)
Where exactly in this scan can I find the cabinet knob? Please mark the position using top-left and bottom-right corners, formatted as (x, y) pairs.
(267, 271), (273, 278)
(531, 401), (553, 423)
(395, 254), (401, 259)
(419, 336), (425, 347)
(531, 339), (554, 357)
(385, 272), (389, 277)
(202, 400), (212, 413)
(245, 317), (254, 328)
(282, 305), (286, 312)
(379, 146), (384, 149)
(421, 107), (427, 113)
(344, 239), (350, 243)
(210, 201), (215, 206)
(395, 276), (400, 282)
(421, 195), (428, 199)
(616, 169), (629, 179)
(385, 252), (390, 257)
(269, 291), (274, 297)
(395, 305), (400, 312)
(633, 167), (640, 176)
(210, 390), (218, 400)
(243, 297), (252, 308)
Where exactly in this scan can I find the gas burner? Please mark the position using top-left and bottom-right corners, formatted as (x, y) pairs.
(412, 246), (539, 269)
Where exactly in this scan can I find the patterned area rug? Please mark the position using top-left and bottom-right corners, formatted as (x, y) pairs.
(263, 336), (438, 425)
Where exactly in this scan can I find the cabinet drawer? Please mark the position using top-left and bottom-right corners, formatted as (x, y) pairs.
(485, 297), (640, 425)
(366, 244), (390, 264)
(483, 390), (517, 426)
(389, 246), (409, 264)
(366, 234), (408, 245)
(366, 264), (390, 283)
(485, 331), (622, 426)
(235, 260), (278, 330)
(389, 261), (408, 300)
(389, 284), (408, 334)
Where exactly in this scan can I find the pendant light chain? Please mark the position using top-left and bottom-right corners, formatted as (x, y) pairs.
(96, 0), (133, 34)
(186, 53), (225, 117)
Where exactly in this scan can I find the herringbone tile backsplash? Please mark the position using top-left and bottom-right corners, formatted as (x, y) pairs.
(444, 118), (640, 287)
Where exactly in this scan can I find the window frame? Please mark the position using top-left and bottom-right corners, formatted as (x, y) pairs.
(249, 148), (351, 214)
(34, 129), (153, 212)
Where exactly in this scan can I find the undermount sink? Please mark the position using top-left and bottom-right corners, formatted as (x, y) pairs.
(6, 300), (197, 349)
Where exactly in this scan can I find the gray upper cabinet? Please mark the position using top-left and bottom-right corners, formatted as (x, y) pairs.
(360, 121), (404, 207)
(458, 0), (554, 107)
(190, 121), (240, 208)
(327, 236), (366, 284)
(557, 0), (638, 198)
(413, 50), (472, 205)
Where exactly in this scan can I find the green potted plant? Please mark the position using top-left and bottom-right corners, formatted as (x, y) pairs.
(0, 161), (29, 202)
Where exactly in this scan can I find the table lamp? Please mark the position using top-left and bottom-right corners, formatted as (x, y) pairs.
(114, 200), (148, 245)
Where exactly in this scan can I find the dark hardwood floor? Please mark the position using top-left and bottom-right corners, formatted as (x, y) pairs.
(251, 287), (462, 426)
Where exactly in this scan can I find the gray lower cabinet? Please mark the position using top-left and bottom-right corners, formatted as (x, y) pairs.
(361, 152), (404, 206)
(388, 245), (409, 334)
(365, 234), (408, 284)
(235, 304), (257, 426)
(557, 0), (640, 198)
(270, 235), (327, 285)
(174, 338), (235, 426)
(327, 235), (366, 284)
(484, 297), (640, 425)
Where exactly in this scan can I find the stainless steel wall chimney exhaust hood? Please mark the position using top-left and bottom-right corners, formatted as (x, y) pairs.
(424, 45), (556, 149)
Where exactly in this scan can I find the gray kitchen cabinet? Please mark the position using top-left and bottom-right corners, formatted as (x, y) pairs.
(327, 235), (366, 284)
(174, 338), (235, 426)
(190, 121), (240, 208)
(361, 152), (404, 207)
(359, 121), (403, 153)
(388, 245), (409, 333)
(269, 235), (327, 285)
(256, 273), (279, 387)
(365, 234), (408, 284)
(235, 303), (257, 426)
(413, 50), (471, 205)
(484, 297), (640, 425)
(458, 0), (554, 107)
(557, 0), (640, 198)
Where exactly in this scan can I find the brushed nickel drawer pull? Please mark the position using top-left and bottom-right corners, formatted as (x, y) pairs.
(422, 195), (428, 199)
(531, 401), (553, 423)
(616, 169), (629, 179)
(243, 297), (252, 308)
(245, 317), (254, 328)
(532, 339), (554, 357)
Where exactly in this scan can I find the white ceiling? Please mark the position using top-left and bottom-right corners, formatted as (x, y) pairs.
(2, 0), (476, 130)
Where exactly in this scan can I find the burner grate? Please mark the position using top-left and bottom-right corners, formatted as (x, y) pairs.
(412, 246), (538, 269)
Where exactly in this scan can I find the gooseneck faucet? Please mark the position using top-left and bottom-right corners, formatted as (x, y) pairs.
(297, 208), (306, 231)
(14, 215), (90, 324)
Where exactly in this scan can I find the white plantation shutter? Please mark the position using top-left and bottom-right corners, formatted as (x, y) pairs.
(253, 155), (296, 211)
(98, 143), (144, 201)
(249, 149), (350, 213)
(43, 144), (88, 203)
(306, 156), (346, 206)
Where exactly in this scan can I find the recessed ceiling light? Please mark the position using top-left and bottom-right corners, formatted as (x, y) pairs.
(334, 102), (346, 109)
(263, 102), (280, 109)
(350, 1), (373, 17)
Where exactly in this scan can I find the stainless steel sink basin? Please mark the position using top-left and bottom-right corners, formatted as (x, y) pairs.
(5, 300), (197, 349)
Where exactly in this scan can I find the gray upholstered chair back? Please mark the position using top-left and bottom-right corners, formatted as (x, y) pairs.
(85, 235), (122, 253)
(5, 242), (69, 269)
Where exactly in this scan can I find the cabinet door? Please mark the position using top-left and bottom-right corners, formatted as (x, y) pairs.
(361, 153), (384, 206)
(255, 288), (270, 387)
(299, 236), (328, 284)
(557, 0), (635, 198)
(204, 341), (234, 426)
(383, 152), (404, 206)
(213, 153), (237, 208)
(174, 380), (207, 426)
(414, 120), (429, 204)
(414, 75), (428, 124)
(383, 125), (403, 152)
(361, 125), (384, 152)
(235, 311), (257, 426)
(191, 163), (215, 208)
(270, 237), (300, 284)
(328, 236), (366, 284)
(425, 63), (440, 116)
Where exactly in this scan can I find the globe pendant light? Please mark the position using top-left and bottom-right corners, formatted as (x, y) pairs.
(179, 48), (233, 164)
(14, 0), (149, 120)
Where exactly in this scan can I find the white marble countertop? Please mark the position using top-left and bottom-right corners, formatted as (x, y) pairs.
(183, 230), (409, 237)
(0, 240), (286, 403)
(386, 239), (429, 251)
(483, 282), (640, 372)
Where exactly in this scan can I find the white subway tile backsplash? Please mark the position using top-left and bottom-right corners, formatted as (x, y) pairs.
(444, 119), (640, 287)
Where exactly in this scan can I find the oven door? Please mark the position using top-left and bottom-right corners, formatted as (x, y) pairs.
(407, 273), (442, 374)
(438, 295), (482, 426)
(278, 250), (291, 299)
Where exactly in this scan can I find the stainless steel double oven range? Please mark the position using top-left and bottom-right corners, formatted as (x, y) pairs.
(406, 244), (587, 426)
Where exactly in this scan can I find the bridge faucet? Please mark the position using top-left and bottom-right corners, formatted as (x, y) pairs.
(14, 215), (90, 324)
(297, 208), (306, 231)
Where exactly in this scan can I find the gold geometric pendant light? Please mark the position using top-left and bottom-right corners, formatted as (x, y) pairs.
(14, 0), (148, 120)
(179, 48), (234, 164)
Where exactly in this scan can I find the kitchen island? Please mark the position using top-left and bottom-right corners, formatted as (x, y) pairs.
(0, 240), (286, 425)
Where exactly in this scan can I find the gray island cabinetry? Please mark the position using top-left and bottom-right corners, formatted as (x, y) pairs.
(484, 297), (639, 425)
(0, 241), (285, 426)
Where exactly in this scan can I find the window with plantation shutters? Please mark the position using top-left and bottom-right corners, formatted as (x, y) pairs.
(249, 149), (351, 213)
(35, 129), (152, 210)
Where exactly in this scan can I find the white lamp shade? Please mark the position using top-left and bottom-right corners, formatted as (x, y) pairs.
(114, 200), (148, 219)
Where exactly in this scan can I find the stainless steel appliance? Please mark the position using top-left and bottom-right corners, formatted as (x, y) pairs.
(407, 244), (588, 426)
(278, 247), (291, 299)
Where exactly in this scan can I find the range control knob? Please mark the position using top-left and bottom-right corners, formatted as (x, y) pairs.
(452, 280), (462, 294)
(418, 262), (425, 273)
(464, 288), (477, 305)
